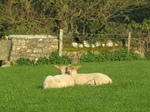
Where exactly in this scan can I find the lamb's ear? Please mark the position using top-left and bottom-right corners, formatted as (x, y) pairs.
(75, 65), (82, 69)
(54, 65), (61, 69)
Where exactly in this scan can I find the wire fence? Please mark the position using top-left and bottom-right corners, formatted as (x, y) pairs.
(59, 29), (150, 56)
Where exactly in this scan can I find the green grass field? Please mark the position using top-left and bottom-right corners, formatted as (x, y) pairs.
(0, 61), (150, 112)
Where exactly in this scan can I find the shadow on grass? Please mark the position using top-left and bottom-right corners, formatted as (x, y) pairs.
(37, 85), (43, 89)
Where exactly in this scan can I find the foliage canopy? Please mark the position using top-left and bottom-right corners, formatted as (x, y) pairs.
(0, 0), (149, 40)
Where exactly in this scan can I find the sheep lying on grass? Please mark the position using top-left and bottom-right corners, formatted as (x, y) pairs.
(65, 65), (112, 86)
(43, 65), (74, 89)
(43, 74), (75, 89)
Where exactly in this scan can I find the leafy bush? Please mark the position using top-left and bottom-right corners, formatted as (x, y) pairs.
(16, 51), (72, 65)
(80, 53), (98, 62)
(36, 57), (50, 65)
(80, 49), (142, 63)
(16, 50), (143, 65)
(49, 51), (72, 64)
(145, 53), (150, 60)
(16, 57), (35, 65)
(111, 49), (142, 61)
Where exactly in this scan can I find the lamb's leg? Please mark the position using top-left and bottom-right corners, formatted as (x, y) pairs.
(93, 75), (112, 85)
(93, 76), (103, 85)
(109, 79), (113, 84)
(83, 79), (95, 86)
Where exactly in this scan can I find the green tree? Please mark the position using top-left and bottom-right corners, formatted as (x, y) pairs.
(0, 0), (149, 40)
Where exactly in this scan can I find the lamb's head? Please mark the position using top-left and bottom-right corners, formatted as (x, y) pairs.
(54, 65), (67, 74)
(54, 64), (72, 74)
(65, 65), (82, 75)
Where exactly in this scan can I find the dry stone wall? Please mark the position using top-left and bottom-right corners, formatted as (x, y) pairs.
(63, 51), (88, 63)
(8, 35), (58, 61)
(0, 40), (12, 60)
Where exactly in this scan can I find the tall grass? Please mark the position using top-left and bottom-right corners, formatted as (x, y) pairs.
(0, 61), (150, 112)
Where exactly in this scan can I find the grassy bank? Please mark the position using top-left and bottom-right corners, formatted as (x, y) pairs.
(0, 61), (150, 112)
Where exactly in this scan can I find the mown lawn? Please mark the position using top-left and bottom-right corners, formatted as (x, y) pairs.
(0, 61), (150, 112)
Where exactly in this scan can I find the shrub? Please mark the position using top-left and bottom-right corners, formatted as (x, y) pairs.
(80, 49), (142, 63)
(61, 55), (72, 64)
(127, 50), (142, 60)
(112, 49), (142, 61)
(15, 51), (72, 65)
(101, 52), (113, 62)
(49, 51), (72, 64)
(36, 57), (50, 65)
(16, 57), (35, 65)
(145, 53), (150, 60)
(80, 52), (99, 62)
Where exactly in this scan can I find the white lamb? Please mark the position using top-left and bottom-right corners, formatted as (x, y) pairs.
(65, 65), (112, 86)
(43, 65), (75, 89)
(43, 74), (75, 89)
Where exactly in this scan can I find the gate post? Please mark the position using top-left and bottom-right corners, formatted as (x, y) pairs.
(59, 29), (63, 57)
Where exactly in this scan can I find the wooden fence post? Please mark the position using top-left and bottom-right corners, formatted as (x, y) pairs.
(127, 32), (131, 54)
(59, 29), (63, 57)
